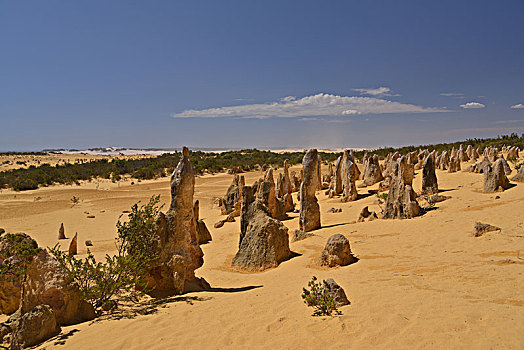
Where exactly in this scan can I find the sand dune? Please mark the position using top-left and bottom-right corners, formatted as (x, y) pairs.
(0, 159), (523, 349)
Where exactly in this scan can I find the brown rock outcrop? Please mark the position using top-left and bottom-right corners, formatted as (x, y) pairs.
(448, 156), (460, 173)
(357, 206), (378, 222)
(233, 187), (291, 271)
(318, 234), (357, 267)
(193, 200), (212, 245)
(511, 165), (524, 182)
(9, 304), (60, 349)
(322, 278), (350, 307)
(18, 249), (95, 325)
(472, 222), (501, 237)
(0, 233), (37, 315)
(221, 174), (241, 215)
(58, 223), (66, 240)
(483, 158), (511, 193)
(383, 156), (421, 219)
(341, 150), (359, 202)
(299, 149), (321, 232)
(144, 147), (208, 297)
(68, 232), (77, 255)
(421, 151), (438, 195)
(360, 154), (383, 187)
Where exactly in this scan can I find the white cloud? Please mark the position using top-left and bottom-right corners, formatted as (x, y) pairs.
(460, 102), (485, 109)
(441, 92), (466, 99)
(171, 93), (445, 119)
(342, 109), (360, 115)
(352, 87), (399, 96)
(510, 103), (524, 109)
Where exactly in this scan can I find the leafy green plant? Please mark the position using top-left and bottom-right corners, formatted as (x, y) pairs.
(375, 192), (388, 213)
(49, 195), (163, 314)
(0, 233), (41, 283)
(71, 195), (80, 206)
(301, 276), (338, 316)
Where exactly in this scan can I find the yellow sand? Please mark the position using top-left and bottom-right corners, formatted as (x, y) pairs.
(0, 158), (522, 349)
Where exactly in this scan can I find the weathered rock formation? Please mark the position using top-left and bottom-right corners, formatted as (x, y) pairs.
(332, 156), (343, 195)
(421, 151), (438, 195)
(9, 304), (60, 349)
(316, 154), (323, 190)
(17, 249), (95, 325)
(193, 200), (212, 245)
(383, 156), (421, 219)
(276, 160), (294, 212)
(472, 222), (501, 237)
(232, 186), (291, 271)
(483, 158), (511, 193)
(291, 229), (314, 242)
(68, 232), (77, 256)
(437, 151), (450, 170)
(448, 156), (460, 173)
(318, 234), (357, 267)
(0, 233), (36, 315)
(360, 154), (383, 187)
(299, 149), (321, 232)
(322, 278), (350, 307)
(144, 147), (208, 297)
(357, 206), (378, 222)
(256, 170), (286, 219)
(341, 150), (359, 202)
(221, 175), (242, 215)
(58, 223), (66, 240)
(511, 165), (524, 182)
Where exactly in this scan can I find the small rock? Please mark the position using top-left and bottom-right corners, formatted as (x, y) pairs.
(85, 240), (93, 246)
(318, 234), (357, 267)
(472, 222), (501, 237)
(323, 278), (350, 307)
(357, 206), (378, 222)
(214, 220), (225, 229)
(58, 223), (66, 239)
(9, 304), (61, 349)
(87, 215), (95, 219)
(69, 233), (78, 255)
(291, 229), (313, 242)
(0, 228), (4, 235)
(495, 196), (500, 199)
(327, 208), (342, 213)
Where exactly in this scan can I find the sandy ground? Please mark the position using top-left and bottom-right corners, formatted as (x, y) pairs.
(0, 158), (523, 349)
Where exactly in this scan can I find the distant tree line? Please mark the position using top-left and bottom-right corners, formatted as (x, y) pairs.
(0, 149), (337, 191)
(1, 134), (522, 191)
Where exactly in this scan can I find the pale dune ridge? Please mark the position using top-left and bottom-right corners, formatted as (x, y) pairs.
(0, 154), (523, 349)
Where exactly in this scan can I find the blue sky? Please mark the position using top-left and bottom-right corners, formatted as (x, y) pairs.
(1, 0), (523, 151)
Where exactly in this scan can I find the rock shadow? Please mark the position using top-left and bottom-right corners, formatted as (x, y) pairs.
(52, 329), (80, 346)
(320, 222), (352, 230)
(94, 295), (211, 322)
(205, 285), (263, 293)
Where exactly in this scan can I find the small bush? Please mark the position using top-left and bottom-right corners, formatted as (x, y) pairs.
(12, 178), (38, 191)
(49, 195), (163, 314)
(0, 233), (41, 283)
(301, 276), (338, 316)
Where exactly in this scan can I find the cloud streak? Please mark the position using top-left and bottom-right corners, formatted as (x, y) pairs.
(510, 103), (524, 109)
(441, 92), (466, 99)
(460, 102), (485, 109)
(171, 93), (445, 119)
(352, 87), (398, 96)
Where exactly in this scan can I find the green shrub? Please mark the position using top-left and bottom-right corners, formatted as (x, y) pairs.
(12, 178), (38, 191)
(49, 195), (163, 314)
(0, 233), (41, 283)
(301, 276), (338, 316)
